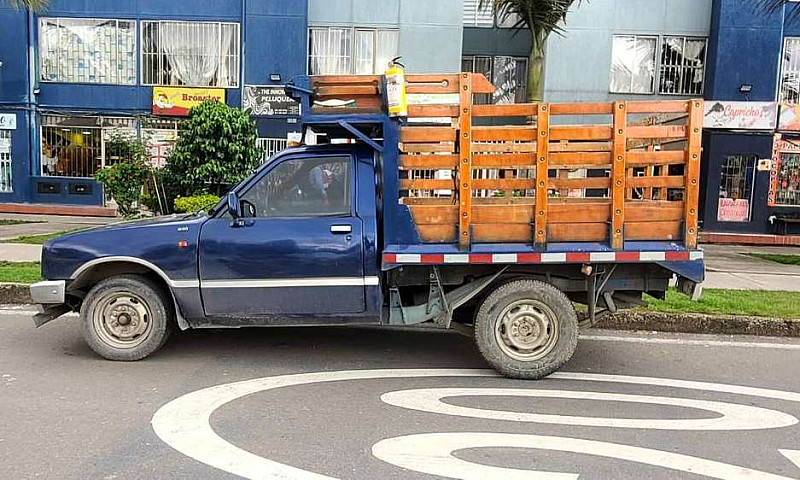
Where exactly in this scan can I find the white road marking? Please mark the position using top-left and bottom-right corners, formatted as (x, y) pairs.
(380, 388), (798, 430)
(152, 369), (800, 480)
(779, 450), (800, 471)
(580, 334), (800, 351)
(372, 432), (795, 480)
(0, 309), (39, 316)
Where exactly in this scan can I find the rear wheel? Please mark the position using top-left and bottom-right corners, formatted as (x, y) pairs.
(80, 275), (173, 361)
(474, 279), (578, 380)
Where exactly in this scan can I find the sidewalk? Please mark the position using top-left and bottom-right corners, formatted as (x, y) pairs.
(0, 213), (116, 242)
(701, 244), (800, 291)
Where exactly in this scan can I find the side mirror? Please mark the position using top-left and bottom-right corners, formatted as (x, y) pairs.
(227, 192), (241, 219)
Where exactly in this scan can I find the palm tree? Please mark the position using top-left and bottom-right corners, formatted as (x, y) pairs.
(480, 0), (584, 102)
(759, 0), (800, 20)
(2, 0), (48, 11)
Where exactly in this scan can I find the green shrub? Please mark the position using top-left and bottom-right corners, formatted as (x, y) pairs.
(95, 134), (151, 217)
(174, 194), (220, 214)
(163, 102), (262, 199)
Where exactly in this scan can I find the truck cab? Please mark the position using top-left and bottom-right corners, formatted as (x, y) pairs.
(31, 73), (705, 379)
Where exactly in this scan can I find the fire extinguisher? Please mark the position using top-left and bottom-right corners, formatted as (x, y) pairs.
(385, 56), (408, 118)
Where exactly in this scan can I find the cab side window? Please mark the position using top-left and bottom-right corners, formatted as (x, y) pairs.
(240, 156), (351, 218)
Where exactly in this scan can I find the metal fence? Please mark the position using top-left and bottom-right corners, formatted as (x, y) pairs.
(257, 137), (288, 164)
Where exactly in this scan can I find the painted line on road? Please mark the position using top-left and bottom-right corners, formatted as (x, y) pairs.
(580, 334), (800, 351)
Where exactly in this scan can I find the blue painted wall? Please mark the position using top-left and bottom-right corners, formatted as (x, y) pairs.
(0, 0), (308, 206)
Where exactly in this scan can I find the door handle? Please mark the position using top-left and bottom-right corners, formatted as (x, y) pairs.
(331, 225), (352, 234)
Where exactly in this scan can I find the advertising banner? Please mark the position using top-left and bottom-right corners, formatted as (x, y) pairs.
(152, 87), (225, 116)
(703, 101), (777, 130)
(243, 86), (300, 116)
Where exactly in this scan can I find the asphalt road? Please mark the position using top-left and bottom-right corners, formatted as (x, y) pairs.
(3, 307), (800, 480)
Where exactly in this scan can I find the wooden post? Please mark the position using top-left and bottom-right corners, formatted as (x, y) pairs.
(611, 101), (627, 250)
(534, 104), (550, 247)
(684, 100), (703, 249)
(458, 73), (474, 249)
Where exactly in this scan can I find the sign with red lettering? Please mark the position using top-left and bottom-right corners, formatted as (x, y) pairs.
(704, 101), (777, 130)
(152, 87), (226, 116)
(717, 198), (750, 222)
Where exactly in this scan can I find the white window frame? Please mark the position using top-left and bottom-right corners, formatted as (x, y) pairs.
(140, 20), (241, 88)
(780, 37), (800, 104)
(0, 130), (12, 193)
(308, 26), (399, 76)
(658, 35), (708, 96)
(609, 34), (658, 95)
(38, 17), (138, 85)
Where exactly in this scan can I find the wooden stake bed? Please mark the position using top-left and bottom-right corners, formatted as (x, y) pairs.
(306, 73), (703, 252)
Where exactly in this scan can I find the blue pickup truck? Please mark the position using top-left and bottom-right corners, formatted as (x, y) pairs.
(30, 73), (705, 379)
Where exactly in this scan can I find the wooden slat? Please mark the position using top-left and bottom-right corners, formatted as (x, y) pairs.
(399, 154), (458, 169)
(549, 141), (612, 152)
(471, 73), (497, 94)
(550, 103), (613, 115)
(406, 74), (461, 94)
(399, 143), (455, 153)
(472, 143), (537, 153)
(407, 74), (460, 84)
(473, 205), (534, 224)
(627, 100), (689, 114)
(473, 179), (537, 190)
(400, 197), (456, 206)
(549, 203), (611, 224)
(315, 85), (380, 96)
(627, 150), (686, 166)
(417, 224), (457, 243)
(473, 224), (530, 243)
(535, 104), (550, 246)
(625, 221), (683, 241)
(400, 127), (456, 143)
(458, 73), (474, 248)
(549, 177), (611, 190)
(408, 104), (460, 118)
(473, 126), (537, 141)
(684, 99), (703, 249)
(400, 179), (454, 190)
(311, 75), (381, 85)
(548, 223), (608, 242)
(472, 104), (539, 117)
(550, 125), (612, 141)
(627, 125), (687, 139)
(611, 101), (627, 250)
(408, 205), (459, 225)
(473, 153), (536, 168)
(626, 202), (685, 222)
(549, 152), (612, 167)
(626, 176), (686, 189)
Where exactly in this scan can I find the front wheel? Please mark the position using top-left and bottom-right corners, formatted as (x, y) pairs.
(80, 275), (173, 361)
(474, 279), (578, 380)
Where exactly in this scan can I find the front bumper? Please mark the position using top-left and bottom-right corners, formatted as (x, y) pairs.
(30, 280), (66, 305)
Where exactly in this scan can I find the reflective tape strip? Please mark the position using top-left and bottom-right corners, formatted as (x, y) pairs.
(443, 254), (470, 264)
(541, 253), (567, 263)
(203, 277), (379, 288)
(640, 252), (667, 262)
(492, 253), (517, 263)
(690, 251), (704, 261)
(590, 252), (617, 263)
(383, 251), (704, 265)
(395, 254), (422, 264)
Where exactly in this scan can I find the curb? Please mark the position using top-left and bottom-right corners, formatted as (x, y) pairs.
(594, 310), (800, 338)
(0, 283), (31, 305)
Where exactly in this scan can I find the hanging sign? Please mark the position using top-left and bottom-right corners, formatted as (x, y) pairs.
(717, 198), (750, 222)
(153, 87), (225, 116)
(0, 113), (17, 130)
(243, 86), (300, 116)
(703, 101), (777, 130)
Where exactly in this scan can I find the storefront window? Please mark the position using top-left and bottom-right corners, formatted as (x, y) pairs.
(141, 118), (182, 169)
(776, 152), (800, 206)
(718, 155), (755, 222)
(41, 115), (137, 178)
(39, 18), (136, 85)
(0, 130), (11, 192)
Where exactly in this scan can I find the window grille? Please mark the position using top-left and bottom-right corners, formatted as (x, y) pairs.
(610, 35), (657, 94)
(39, 18), (136, 85)
(781, 37), (800, 104)
(309, 27), (398, 75)
(659, 36), (707, 95)
(141, 21), (240, 87)
(0, 130), (11, 192)
(776, 153), (800, 206)
(257, 138), (288, 164)
(462, 55), (527, 104)
(463, 0), (495, 27)
(41, 115), (137, 178)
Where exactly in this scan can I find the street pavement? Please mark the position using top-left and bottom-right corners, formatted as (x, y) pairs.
(2, 307), (800, 479)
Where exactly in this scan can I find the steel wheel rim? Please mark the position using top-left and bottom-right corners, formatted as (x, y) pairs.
(92, 291), (153, 349)
(494, 299), (560, 362)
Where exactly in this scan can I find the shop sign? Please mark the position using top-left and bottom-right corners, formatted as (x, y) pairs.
(703, 101), (777, 130)
(717, 198), (750, 222)
(243, 86), (300, 116)
(0, 113), (17, 130)
(778, 103), (800, 131)
(153, 87), (225, 116)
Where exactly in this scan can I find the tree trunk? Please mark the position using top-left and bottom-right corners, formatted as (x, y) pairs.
(527, 33), (547, 103)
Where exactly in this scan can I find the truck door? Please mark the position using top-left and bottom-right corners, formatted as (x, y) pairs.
(198, 154), (367, 317)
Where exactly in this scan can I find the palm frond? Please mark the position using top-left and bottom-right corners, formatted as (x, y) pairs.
(4, 0), (49, 12)
(479, 0), (584, 45)
(757, 0), (800, 22)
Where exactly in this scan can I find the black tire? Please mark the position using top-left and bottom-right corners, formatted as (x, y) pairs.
(80, 275), (173, 361)
(474, 279), (578, 380)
